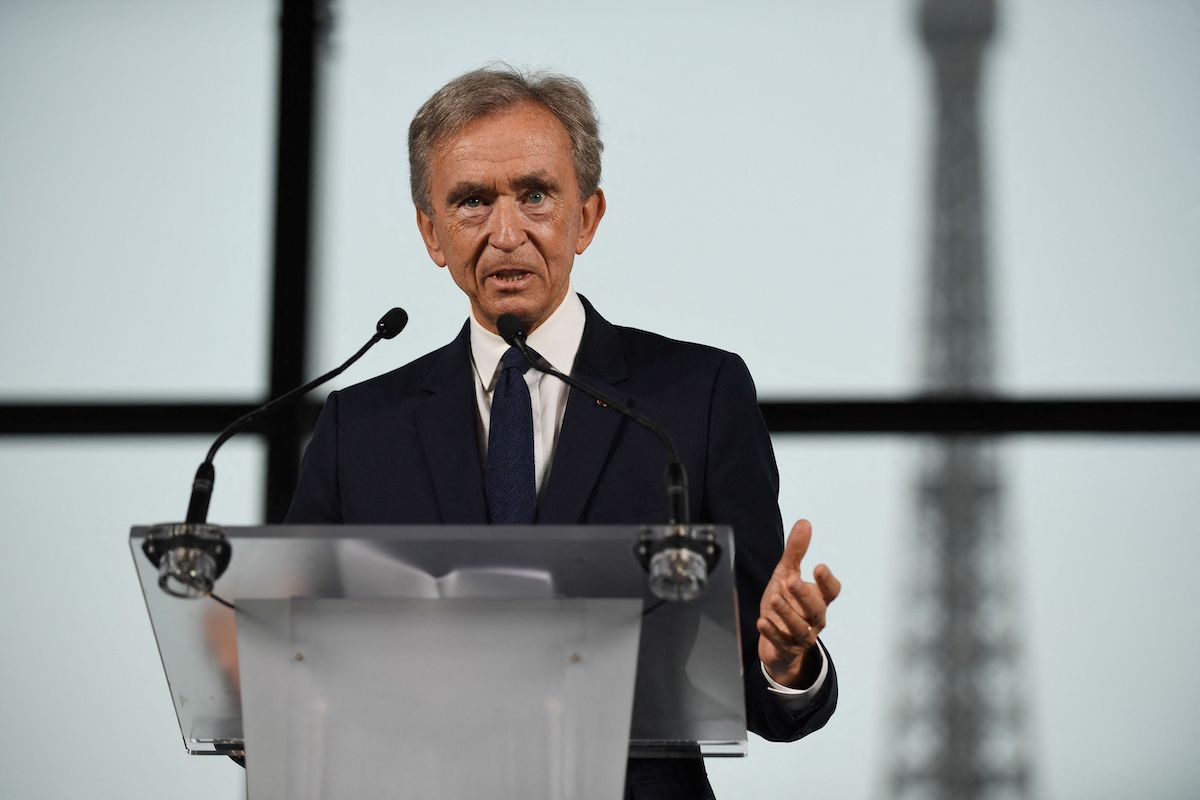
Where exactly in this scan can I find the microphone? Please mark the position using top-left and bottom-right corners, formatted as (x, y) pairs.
(143, 307), (409, 599)
(496, 313), (720, 601)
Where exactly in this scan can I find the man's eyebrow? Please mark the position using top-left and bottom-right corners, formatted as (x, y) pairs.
(512, 172), (561, 194)
(444, 181), (491, 206)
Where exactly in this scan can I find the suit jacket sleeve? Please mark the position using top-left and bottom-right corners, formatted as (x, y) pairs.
(702, 352), (838, 742)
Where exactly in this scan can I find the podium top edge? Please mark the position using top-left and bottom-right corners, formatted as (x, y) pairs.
(130, 523), (734, 543)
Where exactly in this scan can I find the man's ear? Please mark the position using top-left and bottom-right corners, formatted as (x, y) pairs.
(574, 188), (606, 255)
(416, 207), (447, 267)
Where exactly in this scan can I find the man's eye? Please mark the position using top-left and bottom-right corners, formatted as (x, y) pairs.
(462, 197), (483, 209)
(526, 191), (545, 204)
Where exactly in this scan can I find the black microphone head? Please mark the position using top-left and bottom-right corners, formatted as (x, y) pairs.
(376, 307), (409, 339)
(496, 313), (526, 345)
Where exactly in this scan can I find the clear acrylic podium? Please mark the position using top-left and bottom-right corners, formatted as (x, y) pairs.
(130, 525), (747, 799)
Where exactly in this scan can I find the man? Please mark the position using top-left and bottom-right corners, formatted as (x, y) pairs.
(287, 66), (841, 799)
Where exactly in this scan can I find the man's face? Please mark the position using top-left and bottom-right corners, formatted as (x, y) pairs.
(416, 101), (605, 334)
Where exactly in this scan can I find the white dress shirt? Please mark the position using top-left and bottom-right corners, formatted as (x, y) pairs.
(467, 287), (826, 708)
(469, 288), (586, 494)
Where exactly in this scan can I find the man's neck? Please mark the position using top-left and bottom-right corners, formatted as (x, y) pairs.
(468, 288), (586, 380)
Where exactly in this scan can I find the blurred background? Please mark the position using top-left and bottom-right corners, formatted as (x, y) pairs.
(1, 1), (1197, 798)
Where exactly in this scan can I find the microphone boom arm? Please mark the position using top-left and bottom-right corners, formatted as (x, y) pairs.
(146, 307), (408, 601)
(185, 308), (408, 524)
(502, 321), (690, 526)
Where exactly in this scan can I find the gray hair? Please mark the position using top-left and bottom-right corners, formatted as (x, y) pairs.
(408, 66), (603, 215)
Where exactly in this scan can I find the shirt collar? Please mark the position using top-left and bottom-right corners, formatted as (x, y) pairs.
(469, 287), (587, 390)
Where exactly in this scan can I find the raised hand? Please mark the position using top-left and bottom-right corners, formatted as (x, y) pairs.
(756, 519), (842, 689)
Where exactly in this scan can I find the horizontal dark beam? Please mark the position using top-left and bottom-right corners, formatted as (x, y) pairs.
(1, 397), (1198, 436)
(759, 397), (1200, 434)
(0, 401), (323, 436)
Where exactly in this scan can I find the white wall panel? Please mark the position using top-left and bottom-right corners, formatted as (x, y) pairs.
(0, 1), (274, 399)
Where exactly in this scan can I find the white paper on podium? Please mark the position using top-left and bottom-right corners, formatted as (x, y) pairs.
(237, 597), (643, 800)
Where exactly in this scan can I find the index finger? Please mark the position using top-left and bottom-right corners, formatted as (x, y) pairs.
(814, 563), (842, 604)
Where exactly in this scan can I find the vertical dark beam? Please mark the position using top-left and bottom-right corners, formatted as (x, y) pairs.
(264, 0), (330, 522)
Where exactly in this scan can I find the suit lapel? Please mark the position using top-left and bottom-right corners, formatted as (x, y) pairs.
(414, 323), (488, 523)
(538, 299), (630, 524)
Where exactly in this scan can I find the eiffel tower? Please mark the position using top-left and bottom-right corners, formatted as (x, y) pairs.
(885, 2), (1036, 799)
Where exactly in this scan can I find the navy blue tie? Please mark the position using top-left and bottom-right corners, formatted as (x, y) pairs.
(486, 347), (536, 524)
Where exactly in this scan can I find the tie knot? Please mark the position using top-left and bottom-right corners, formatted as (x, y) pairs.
(499, 346), (531, 375)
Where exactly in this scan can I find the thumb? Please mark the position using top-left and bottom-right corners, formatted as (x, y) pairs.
(781, 519), (813, 570)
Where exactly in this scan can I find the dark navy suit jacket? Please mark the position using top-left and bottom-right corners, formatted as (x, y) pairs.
(286, 298), (837, 798)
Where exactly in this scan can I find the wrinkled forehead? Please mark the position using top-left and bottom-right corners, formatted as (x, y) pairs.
(427, 102), (578, 186)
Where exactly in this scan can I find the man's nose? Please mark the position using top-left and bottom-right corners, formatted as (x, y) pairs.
(487, 197), (527, 251)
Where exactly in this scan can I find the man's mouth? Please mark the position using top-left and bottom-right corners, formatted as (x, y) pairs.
(486, 269), (533, 286)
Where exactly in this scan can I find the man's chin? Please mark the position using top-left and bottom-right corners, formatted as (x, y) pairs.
(483, 299), (546, 334)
